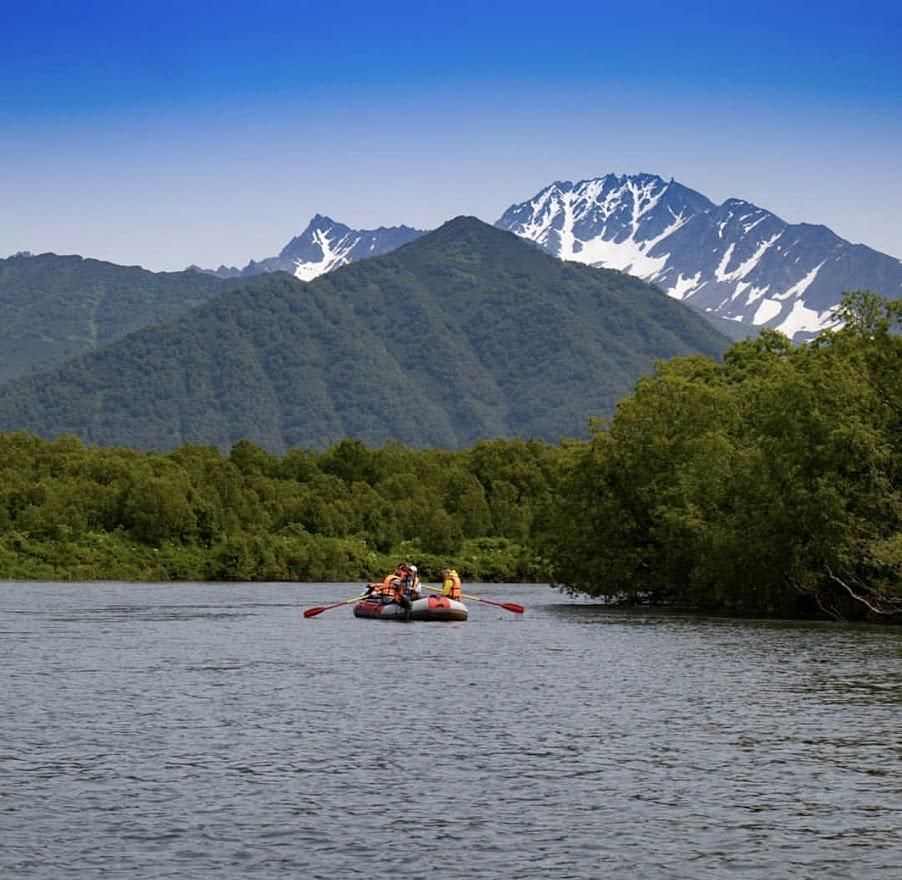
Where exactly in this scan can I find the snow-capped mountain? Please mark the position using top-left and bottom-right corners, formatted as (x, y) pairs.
(199, 215), (425, 281)
(192, 175), (900, 341)
(496, 173), (902, 340)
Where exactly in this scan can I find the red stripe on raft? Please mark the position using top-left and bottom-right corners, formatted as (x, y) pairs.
(353, 599), (387, 618)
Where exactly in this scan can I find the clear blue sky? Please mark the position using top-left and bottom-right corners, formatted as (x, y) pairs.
(3, 0), (900, 270)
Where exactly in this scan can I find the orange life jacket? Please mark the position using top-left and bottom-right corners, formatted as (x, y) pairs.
(379, 574), (402, 601)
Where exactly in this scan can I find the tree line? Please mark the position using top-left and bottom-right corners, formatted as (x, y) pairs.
(0, 430), (558, 584)
(1, 292), (898, 621)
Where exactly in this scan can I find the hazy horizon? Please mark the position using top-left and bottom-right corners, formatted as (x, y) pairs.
(3, 0), (900, 271)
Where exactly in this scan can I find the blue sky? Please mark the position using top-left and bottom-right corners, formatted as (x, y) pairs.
(3, 0), (900, 270)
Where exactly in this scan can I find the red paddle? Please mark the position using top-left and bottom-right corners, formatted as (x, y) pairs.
(303, 593), (369, 618)
(462, 592), (525, 614)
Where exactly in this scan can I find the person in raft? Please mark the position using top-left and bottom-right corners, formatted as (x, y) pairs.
(441, 568), (462, 600)
(404, 565), (422, 600)
(367, 562), (415, 609)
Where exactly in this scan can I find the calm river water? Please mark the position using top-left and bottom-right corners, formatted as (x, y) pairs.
(2, 581), (900, 879)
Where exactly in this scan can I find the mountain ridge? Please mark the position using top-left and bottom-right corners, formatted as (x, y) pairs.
(496, 173), (902, 340)
(182, 172), (900, 341)
(0, 217), (730, 452)
(0, 251), (230, 382)
(195, 214), (425, 281)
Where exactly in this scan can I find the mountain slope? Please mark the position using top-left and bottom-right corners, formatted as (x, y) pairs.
(0, 218), (729, 452)
(496, 173), (902, 340)
(199, 214), (425, 281)
(0, 252), (228, 382)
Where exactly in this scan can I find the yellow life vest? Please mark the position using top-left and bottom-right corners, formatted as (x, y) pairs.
(442, 570), (461, 600)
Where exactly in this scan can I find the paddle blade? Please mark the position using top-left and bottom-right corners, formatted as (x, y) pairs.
(303, 606), (330, 618)
(303, 593), (369, 618)
(463, 592), (526, 614)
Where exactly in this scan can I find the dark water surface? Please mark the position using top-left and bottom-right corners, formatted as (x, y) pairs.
(2, 582), (900, 879)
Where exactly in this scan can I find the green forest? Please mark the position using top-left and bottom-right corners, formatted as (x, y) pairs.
(2, 293), (899, 621)
(0, 251), (227, 382)
(0, 219), (728, 451)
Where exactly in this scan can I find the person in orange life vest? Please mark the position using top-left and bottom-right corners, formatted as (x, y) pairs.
(441, 568), (462, 600)
(364, 563), (402, 602)
(369, 562), (412, 607)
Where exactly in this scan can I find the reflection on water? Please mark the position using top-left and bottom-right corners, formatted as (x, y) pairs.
(2, 581), (900, 879)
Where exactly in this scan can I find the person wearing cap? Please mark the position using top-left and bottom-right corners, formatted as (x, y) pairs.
(405, 565), (422, 600)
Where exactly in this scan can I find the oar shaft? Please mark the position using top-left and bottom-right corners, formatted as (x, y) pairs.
(424, 583), (524, 613)
(462, 593), (525, 613)
(303, 593), (368, 618)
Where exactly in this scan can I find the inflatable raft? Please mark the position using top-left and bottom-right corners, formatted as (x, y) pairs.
(353, 595), (468, 622)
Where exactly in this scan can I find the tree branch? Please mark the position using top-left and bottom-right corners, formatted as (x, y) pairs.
(826, 565), (902, 617)
(813, 589), (845, 622)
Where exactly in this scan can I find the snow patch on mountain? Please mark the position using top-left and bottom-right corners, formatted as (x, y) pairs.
(292, 225), (357, 281)
(671, 272), (702, 301)
(777, 262), (824, 301)
(575, 236), (669, 278)
(753, 298), (782, 325)
(781, 296), (831, 338)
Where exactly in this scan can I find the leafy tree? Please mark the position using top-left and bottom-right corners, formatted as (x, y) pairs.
(542, 292), (901, 620)
(122, 472), (197, 545)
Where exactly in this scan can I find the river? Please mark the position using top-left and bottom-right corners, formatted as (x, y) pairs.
(2, 581), (900, 879)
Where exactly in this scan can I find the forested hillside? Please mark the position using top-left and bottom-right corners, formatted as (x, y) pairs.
(1, 293), (897, 620)
(0, 252), (227, 381)
(0, 218), (729, 451)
